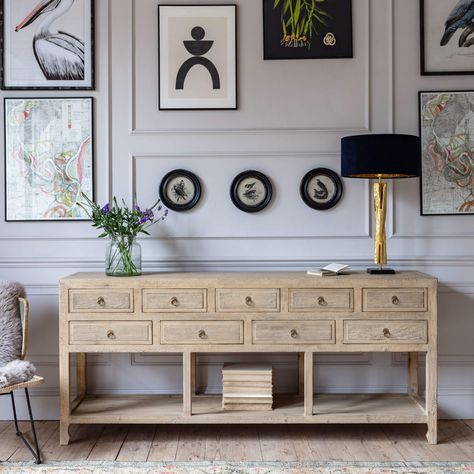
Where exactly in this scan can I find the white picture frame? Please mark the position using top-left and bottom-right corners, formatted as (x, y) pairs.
(1, 0), (95, 90)
(158, 4), (237, 110)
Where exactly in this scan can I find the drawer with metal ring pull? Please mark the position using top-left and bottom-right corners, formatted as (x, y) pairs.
(161, 321), (244, 345)
(343, 320), (428, 344)
(289, 289), (353, 312)
(142, 289), (207, 312)
(68, 289), (134, 313)
(216, 289), (280, 312)
(252, 321), (335, 345)
(362, 288), (427, 312)
(69, 321), (152, 345)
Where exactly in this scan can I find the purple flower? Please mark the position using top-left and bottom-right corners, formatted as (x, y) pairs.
(157, 205), (162, 212)
(101, 203), (110, 214)
(134, 205), (141, 212)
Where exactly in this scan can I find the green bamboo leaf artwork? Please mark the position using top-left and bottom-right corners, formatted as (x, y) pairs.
(274, 0), (330, 49)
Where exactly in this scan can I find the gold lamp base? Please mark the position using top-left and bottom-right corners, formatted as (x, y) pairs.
(368, 178), (396, 275)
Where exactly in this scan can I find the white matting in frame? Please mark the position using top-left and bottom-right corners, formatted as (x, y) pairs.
(158, 5), (237, 110)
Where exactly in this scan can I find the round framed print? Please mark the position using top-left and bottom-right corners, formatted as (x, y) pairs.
(230, 171), (273, 213)
(159, 169), (202, 212)
(300, 168), (343, 211)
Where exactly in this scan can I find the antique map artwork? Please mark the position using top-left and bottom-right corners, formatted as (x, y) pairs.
(5, 98), (93, 221)
(420, 91), (474, 215)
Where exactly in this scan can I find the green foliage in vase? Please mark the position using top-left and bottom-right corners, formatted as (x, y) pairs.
(273, 0), (330, 49)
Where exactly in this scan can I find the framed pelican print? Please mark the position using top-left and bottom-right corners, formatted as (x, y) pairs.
(421, 0), (474, 75)
(158, 4), (237, 110)
(0, 0), (95, 89)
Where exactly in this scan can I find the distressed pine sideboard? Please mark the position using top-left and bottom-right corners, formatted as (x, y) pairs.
(59, 271), (438, 445)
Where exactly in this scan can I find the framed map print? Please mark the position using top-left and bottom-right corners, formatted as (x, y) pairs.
(158, 4), (237, 110)
(4, 97), (94, 221)
(1, 0), (95, 89)
(420, 0), (474, 75)
(263, 0), (353, 60)
(419, 91), (474, 215)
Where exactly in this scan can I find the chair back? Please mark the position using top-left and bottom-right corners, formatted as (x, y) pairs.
(18, 297), (29, 361)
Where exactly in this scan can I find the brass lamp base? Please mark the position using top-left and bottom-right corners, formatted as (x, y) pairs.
(367, 268), (396, 275)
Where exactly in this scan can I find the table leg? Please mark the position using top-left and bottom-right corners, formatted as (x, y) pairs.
(426, 349), (438, 444)
(183, 351), (193, 416)
(59, 351), (71, 446)
(304, 352), (313, 417)
(76, 353), (87, 400)
(408, 352), (418, 397)
(298, 353), (304, 396)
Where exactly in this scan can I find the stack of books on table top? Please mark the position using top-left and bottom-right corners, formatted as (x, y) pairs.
(222, 363), (273, 411)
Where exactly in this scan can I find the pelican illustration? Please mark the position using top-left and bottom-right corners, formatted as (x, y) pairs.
(15, 0), (85, 81)
(440, 0), (474, 47)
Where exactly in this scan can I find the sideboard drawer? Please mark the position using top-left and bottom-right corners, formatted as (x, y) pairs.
(289, 289), (353, 312)
(161, 321), (244, 345)
(69, 321), (152, 345)
(216, 289), (280, 312)
(252, 321), (335, 345)
(343, 320), (427, 344)
(143, 289), (207, 313)
(363, 288), (427, 312)
(69, 289), (134, 313)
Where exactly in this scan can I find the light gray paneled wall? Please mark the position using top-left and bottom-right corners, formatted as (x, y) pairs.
(1, 0), (474, 420)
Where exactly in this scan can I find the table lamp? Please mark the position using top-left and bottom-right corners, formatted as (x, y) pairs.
(341, 134), (420, 274)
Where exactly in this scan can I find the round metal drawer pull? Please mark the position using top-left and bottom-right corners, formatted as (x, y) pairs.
(290, 329), (298, 339)
(383, 328), (391, 338)
(170, 297), (179, 307)
(245, 296), (253, 306)
(318, 296), (327, 306)
(97, 297), (105, 307)
(198, 329), (207, 339)
(107, 330), (116, 340)
(392, 296), (400, 305)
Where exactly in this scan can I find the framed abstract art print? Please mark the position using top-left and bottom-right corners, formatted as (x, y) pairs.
(1, 0), (95, 90)
(419, 91), (474, 215)
(420, 0), (474, 75)
(263, 0), (353, 60)
(158, 4), (237, 110)
(4, 97), (94, 221)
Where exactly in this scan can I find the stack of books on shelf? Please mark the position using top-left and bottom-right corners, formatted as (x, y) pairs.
(222, 363), (273, 411)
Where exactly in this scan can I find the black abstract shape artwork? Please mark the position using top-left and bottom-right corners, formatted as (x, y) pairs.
(176, 26), (221, 90)
(313, 179), (329, 201)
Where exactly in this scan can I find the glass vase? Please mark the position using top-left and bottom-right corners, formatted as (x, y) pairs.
(105, 237), (142, 277)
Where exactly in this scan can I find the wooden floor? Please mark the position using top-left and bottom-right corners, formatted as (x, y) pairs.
(1, 421), (474, 463)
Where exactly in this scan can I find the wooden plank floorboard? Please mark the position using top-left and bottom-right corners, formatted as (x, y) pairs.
(0, 422), (29, 462)
(359, 425), (404, 462)
(116, 425), (155, 462)
(211, 425), (262, 461)
(437, 420), (474, 461)
(0, 421), (12, 435)
(147, 425), (180, 462)
(303, 425), (332, 460)
(464, 420), (474, 431)
(87, 425), (129, 461)
(8, 421), (57, 462)
(258, 425), (299, 461)
(175, 425), (207, 461)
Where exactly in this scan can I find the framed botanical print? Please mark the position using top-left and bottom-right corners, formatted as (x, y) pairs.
(159, 169), (202, 212)
(420, 0), (474, 75)
(4, 97), (94, 221)
(230, 170), (273, 213)
(419, 91), (474, 215)
(158, 4), (237, 110)
(1, 0), (95, 90)
(300, 168), (343, 211)
(263, 0), (353, 60)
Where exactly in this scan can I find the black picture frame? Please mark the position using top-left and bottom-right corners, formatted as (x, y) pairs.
(158, 4), (238, 110)
(419, 90), (474, 216)
(263, 0), (353, 60)
(300, 168), (343, 211)
(159, 169), (202, 212)
(0, 0), (95, 90)
(230, 170), (273, 213)
(4, 97), (94, 222)
(420, 0), (474, 76)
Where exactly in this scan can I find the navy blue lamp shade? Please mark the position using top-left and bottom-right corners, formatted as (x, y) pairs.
(341, 134), (421, 179)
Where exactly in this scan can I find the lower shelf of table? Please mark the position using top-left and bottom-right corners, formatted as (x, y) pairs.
(69, 393), (428, 424)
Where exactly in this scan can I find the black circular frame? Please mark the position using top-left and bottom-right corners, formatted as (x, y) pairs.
(230, 170), (273, 213)
(159, 169), (202, 212)
(300, 168), (343, 211)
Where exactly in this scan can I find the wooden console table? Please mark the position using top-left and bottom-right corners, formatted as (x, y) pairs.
(59, 271), (438, 445)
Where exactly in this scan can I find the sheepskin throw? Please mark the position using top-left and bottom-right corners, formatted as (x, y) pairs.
(0, 281), (25, 366)
(0, 360), (36, 389)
